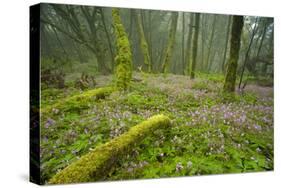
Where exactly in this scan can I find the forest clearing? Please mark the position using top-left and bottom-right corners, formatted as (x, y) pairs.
(36, 3), (274, 184)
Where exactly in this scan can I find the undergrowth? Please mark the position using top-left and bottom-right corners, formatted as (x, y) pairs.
(40, 73), (274, 183)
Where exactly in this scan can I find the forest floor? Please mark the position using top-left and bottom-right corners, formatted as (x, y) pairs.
(40, 73), (273, 183)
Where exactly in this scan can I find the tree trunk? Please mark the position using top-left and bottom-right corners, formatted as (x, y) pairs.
(238, 17), (258, 89)
(222, 16), (232, 73)
(200, 14), (205, 71)
(161, 12), (179, 73)
(223, 16), (244, 92)
(181, 12), (185, 75)
(112, 8), (133, 90)
(190, 13), (200, 79)
(205, 15), (217, 72)
(135, 10), (152, 72)
(100, 8), (115, 70)
(185, 13), (194, 75)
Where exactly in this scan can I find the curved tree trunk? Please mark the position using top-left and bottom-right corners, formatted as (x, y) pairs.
(238, 17), (258, 89)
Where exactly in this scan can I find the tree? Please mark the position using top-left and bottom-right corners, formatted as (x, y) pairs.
(205, 15), (217, 71)
(161, 12), (179, 73)
(222, 16), (232, 72)
(190, 13), (200, 79)
(223, 16), (244, 92)
(181, 12), (185, 75)
(238, 17), (258, 89)
(135, 10), (152, 72)
(185, 13), (194, 75)
(41, 5), (112, 73)
(112, 8), (132, 90)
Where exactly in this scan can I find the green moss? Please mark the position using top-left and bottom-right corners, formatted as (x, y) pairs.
(41, 87), (114, 114)
(48, 114), (171, 184)
(112, 8), (132, 90)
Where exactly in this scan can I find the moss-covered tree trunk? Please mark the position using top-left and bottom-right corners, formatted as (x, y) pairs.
(223, 16), (244, 92)
(112, 8), (133, 90)
(161, 12), (178, 73)
(135, 10), (152, 72)
(190, 13), (200, 79)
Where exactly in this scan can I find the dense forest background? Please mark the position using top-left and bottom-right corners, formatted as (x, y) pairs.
(40, 4), (273, 88)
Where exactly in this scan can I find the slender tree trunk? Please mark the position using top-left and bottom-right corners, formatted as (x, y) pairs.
(222, 16), (232, 73)
(100, 8), (115, 70)
(135, 10), (152, 72)
(148, 11), (153, 71)
(200, 14), (206, 71)
(190, 13), (200, 79)
(257, 24), (267, 57)
(205, 15), (217, 72)
(161, 12), (179, 73)
(128, 9), (134, 39)
(262, 30), (274, 76)
(185, 13), (194, 75)
(223, 16), (244, 92)
(52, 27), (69, 60)
(181, 12), (185, 75)
(238, 17), (258, 89)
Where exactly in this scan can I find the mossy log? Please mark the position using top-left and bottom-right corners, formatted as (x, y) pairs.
(49, 114), (171, 184)
(41, 87), (114, 114)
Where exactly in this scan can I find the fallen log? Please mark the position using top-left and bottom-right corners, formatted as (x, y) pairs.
(49, 114), (171, 184)
(41, 86), (114, 114)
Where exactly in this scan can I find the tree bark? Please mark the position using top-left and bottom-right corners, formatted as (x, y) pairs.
(222, 16), (232, 73)
(238, 17), (258, 89)
(135, 10), (152, 72)
(223, 16), (244, 92)
(161, 12), (179, 73)
(112, 8), (133, 90)
(190, 13), (200, 79)
(181, 12), (185, 75)
(205, 15), (217, 71)
(185, 13), (194, 75)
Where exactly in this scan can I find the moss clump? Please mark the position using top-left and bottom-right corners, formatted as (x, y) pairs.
(112, 8), (132, 90)
(48, 114), (171, 184)
(41, 87), (114, 114)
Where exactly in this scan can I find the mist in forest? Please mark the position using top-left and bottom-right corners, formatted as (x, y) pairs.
(38, 3), (274, 184)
